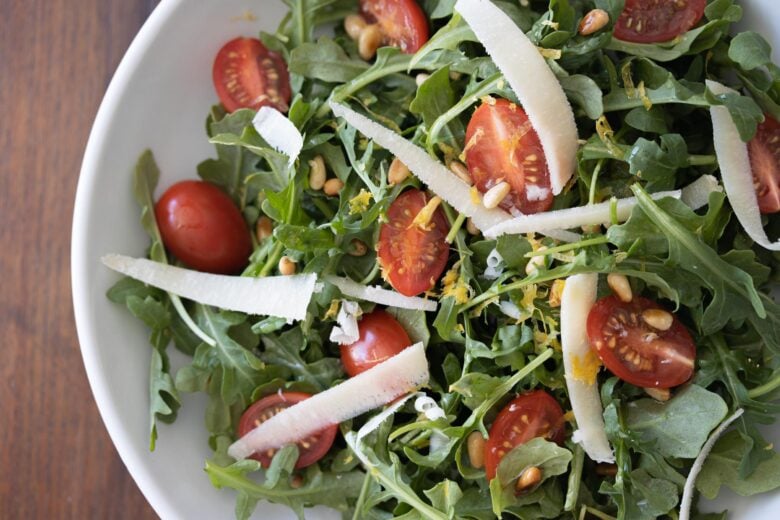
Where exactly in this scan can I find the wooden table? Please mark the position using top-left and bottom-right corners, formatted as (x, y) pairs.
(1, 1), (159, 517)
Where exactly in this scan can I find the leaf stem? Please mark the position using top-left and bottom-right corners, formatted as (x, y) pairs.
(525, 236), (609, 258)
(748, 371), (780, 399)
(446, 213), (466, 244)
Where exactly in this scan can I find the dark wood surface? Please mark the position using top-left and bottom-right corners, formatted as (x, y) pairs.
(1, 1), (159, 517)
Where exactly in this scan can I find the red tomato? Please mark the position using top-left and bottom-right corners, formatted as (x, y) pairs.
(360, 0), (429, 54)
(748, 114), (780, 214)
(237, 392), (338, 469)
(587, 295), (696, 389)
(464, 99), (554, 215)
(613, 0), (706, 44)
(484, 391), (566, 481)
(377, 189), (450, 296)
(155, 180), (252, 274)
(212, 37), (292, 113)
(340, 310), (412, 376)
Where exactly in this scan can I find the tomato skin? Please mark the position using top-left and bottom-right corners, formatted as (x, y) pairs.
(464, 99), (553, 215)
(155, 181), (252, 274)
(484, 391), (566, 480)
(748, 114), (780, 214)
(613, 0), (706, 44)
(360, 0), (429, 54)
(587, 295), (696, 389)
(377, 189), (450, 296)
(237, 392), (338, 469)
(212, 37), (292, 113)
(340, 310), (412, 377)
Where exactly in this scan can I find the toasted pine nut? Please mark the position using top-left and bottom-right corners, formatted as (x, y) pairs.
(525, 246), (548, 275)
(578, 9), (610, 36)
(595, 463), (618, 477)
(644, 387), (671, 402)
(358, 24), (382, 60)
(467, 431), (486, 469)
(515, 466), (542, 493)
(290, 474), (304, 488)
(607, 273), (632, 302)
(466, 218), (480, 235)
(344, 14), (367, 41)
(448, 160), (473, 185)
(279, 256), (297, 275)
(482, 181), (511, 209)
(348, 238), (368, 257)
(255, 216), (273, 241)
(323, 178), (344, 196)
(308, 155), (327, 190)
(388, 157), (411, 185)
(415, 73), (430, 86)
(449, 70), (463, 81)
(642, 309), (673, 331)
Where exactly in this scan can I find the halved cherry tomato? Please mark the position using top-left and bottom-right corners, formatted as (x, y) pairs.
(212, 37), (291, 113)
(360, 0), (429, 54)
(587, 295), (695, 389)
(464, 99), (553, 215)
(613, 0), (706, 44)
(748, 114), (780, 214)
(340, 310), (411, 377)
(237, 392), (338, 469)
(155, 180), (252, 274)
(484, 390), (566, 480)
(377, 189), (450, 296)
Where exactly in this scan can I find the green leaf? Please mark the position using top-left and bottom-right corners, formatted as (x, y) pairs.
(148, 347), (180, 450)
(387, 307), (431, 347)
(260, 328), (343, 391)
(410, 66), (464, 150)
(423, 480), (463, 517)
(624, 106), (669, 134)
(706, 90), (764, 142)
(625, 134), (688, 190)
(274, 223), (336, 252)
(198, 109), (258, 200)
(559, 74), (604, 120)
(729, 31), (773, 71)
(288, 37), (368, 82)
(126, 295), (171, 331)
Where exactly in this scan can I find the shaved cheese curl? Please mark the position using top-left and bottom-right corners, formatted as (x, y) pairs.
(102, 255), (316, 320)
(561, 274), (614, 463)
(455, 0), (578, 194)
(228, 342), (429, 460)
(707, 80), (780, 250)
(325, 275), (437, 311)
(252, 106), (303, 167)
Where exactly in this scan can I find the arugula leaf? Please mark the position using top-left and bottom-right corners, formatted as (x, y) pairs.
(288, 37), (367, 83)
(260, 328), (344, 391)
(728, 31), (773, 71)
(410, 66), (464, 152)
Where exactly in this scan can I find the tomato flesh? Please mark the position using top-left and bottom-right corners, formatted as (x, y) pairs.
(340, 310), (411, 377)
(237, 392), (338, 469)
(614, 0), (706, 44)
(377, 189), (450, 296)
(484, 390), (566, 481)
(464, 99), (554, 215)
(360, 0), (429, 54)
(155, 180), (252, 274)
(748, 114), (780, 214)
(212, 37), (292, 113)
(587, 295), (695, 388)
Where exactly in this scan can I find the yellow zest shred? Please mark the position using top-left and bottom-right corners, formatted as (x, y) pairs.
(470, 186), (482, 205)
(409, 196), (443, 231)
(596, 115), (624, 159)
(570, 350), (602, 386)
(349, 189), (373, 215)
(324, 299), (340, 320)
(537, 47), (562, 60)
(621, 61), (636, 98)
(441, 265), (471, 304)
(549, 279), (566, 308)
(638, 80), (652, 111)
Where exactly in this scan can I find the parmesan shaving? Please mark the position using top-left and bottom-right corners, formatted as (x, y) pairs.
(329, 300), (362, 345)
(252, 106), (303, 167)
(325, 275), (437, 312)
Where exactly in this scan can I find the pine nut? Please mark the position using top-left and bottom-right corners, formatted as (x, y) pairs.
(255, 216), (273, 241)
(448, 160), (473, 185)
(607, 273), (633, 302)
(388, 157), (411, 185)
(323, 178), (344, 196)
(515, 466), (542, 493)
(642, 309), (673, 331)
(466, 218), (480, 235)
(415, 73), (430, 86)
(358, 24), (383, 60)
(348, 238), (368, 257)
(595, 463), (618, 477)
(290, 474), (304, 488)
(482, 181), (511, 209)
(279, 256), (297, 275)
(644, 387), (671, 402)
(308, 155), (327, 190)
(344, 14), (367, 41)
(467, 431), (486, 469)
(578, 9), (610, 36)
(525, 246), (548, 275)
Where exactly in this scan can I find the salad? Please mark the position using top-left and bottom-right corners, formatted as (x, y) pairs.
(103, 0), (780, 519)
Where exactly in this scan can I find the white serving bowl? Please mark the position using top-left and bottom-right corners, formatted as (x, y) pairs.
(72, 1), (780, 519)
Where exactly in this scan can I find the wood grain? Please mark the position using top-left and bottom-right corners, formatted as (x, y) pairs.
(0, 0), (159, 517)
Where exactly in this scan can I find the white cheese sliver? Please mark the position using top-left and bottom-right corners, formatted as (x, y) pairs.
(561, 273), (614, 463)
(707, 80), (780, 251)
(329, 300), (361, 345)
(252, 106), (303, 167)
(101, 254), (316, 321)
(325, 274), (437, 312)
(228, 342), (429, 460)
(455, 0), (578, 194)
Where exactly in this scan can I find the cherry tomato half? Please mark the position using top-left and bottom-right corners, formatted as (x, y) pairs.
(212, 37), (292, 113)
(340, 310), (412, 377)
(464, 99), (554, 215)
(484, 390), (566, 481)
(377, 189), (450, 296)
(237, 392), (338, 469)
(360, 0), (429, 54)
(155, 180), (252, 274)
(613, 0), (706, 44)
(748, 114), (780, 214)
(587, 295), (696, 389)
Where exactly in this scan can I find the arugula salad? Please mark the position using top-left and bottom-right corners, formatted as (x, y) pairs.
(104, 0), (780, 518)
